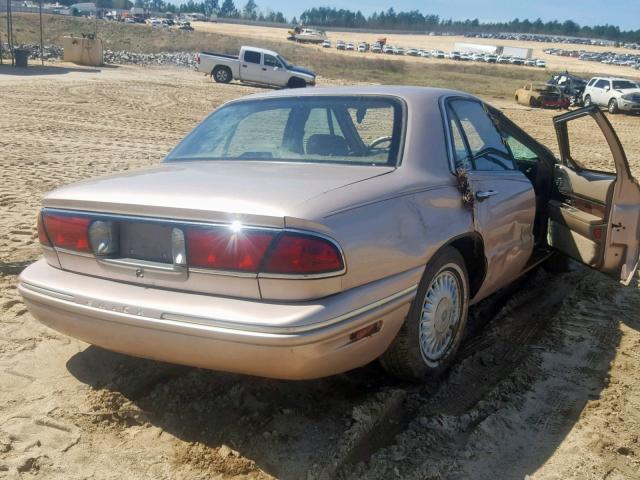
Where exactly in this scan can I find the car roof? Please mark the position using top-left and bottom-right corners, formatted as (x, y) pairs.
(234, 85), (478, 105)
(592, 76), (636, 81)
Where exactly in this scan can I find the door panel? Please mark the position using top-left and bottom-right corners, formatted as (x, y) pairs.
(240, 50), (263, 83)
(468, 171), (536, 301)
(551, 106), (640, 284)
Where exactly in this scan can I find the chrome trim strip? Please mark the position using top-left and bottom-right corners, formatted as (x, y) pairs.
(20, 282), (75, 301)
(160, 284), (417, 334)
(98, 257), (187, 275)
(189, 267), (257, 278)
(42, 208), (347, 280)
(55, 247), (95, 258)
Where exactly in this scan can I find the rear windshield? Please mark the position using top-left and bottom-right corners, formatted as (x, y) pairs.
(166, 96), (404, 166)
(612, 80), (639, 90)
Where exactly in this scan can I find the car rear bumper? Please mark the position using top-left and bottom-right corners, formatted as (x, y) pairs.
(18, 260), (416, 379)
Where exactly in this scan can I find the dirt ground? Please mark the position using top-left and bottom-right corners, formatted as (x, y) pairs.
(1, 63), (640, 480)
(193, 21), (640, 80)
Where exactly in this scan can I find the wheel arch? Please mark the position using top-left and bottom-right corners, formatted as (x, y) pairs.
(445, 233), (487, 299)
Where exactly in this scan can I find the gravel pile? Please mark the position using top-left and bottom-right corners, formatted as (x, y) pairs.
(104, 50), (196, 68)
(1, 43), (195, 68)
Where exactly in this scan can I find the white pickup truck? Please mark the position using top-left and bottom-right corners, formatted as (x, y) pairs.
(196, 46), (316, 88)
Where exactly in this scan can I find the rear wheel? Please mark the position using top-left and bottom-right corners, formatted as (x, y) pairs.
(380, 247), (469, 382)
(212, 66), (232, 84)
(583, 95), (592, 107)
(608, 98), (619, 114)
(529, 97), (539, 108)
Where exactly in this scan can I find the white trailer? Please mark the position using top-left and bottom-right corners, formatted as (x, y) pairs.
(454, 42), (499, 55)
(499, 46), (533, 59)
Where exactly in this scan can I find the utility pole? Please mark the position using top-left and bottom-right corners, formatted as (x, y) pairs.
(39, 0), (44, 66)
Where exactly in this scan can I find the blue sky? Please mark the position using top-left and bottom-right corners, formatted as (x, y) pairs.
(200, 0), (640, 31)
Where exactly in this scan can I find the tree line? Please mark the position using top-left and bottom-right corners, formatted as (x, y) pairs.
(299, 7), (640, 43)
(52, 1), (640, 43)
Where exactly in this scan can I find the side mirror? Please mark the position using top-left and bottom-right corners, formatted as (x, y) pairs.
(604, 85), (611, 91)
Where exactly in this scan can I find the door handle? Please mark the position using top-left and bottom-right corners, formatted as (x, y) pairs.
(475, 190), (498, 201)
(262, 67), (267, 71)
(242, 64), (247, 68)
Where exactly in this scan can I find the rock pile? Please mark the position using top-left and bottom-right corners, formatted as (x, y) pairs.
(103, 50), (196, 68)
(1, 43), (196, 68)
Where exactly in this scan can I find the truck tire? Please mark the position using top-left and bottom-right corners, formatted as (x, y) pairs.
(287, 77), (307, 89)
(212, 66), (232, 84)
(379, 246), (469, 382)
(608, 98), (619, 114)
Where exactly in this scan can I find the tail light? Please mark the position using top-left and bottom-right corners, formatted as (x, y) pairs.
(185, 227), (275, 273)
(263, 233), (344, 275)
(196, 53), (200, 64)
(41, 213), (91, 252)
(37, 210), (345, 277)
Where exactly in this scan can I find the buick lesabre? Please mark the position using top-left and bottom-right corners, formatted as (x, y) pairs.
(19, 87), (640, 381)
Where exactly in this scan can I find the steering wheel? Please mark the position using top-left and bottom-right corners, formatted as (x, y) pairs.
(368, 136), (393, 150)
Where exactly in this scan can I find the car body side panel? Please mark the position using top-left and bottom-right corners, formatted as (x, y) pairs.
(318, 185), (473, 294)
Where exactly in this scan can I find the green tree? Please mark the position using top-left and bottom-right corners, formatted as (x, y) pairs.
(219, 0), (237, 17)
(243, 0), (257, 20)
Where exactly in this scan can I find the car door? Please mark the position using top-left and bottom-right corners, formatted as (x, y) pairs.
(446, 98), (536, 300)
(591, 79), (610, 105)
(549, 106), (640, 284)
(263, 54), (289, 87)
(240, 49), (263, 83)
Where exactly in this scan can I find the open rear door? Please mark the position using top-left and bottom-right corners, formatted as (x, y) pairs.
(550, 106), (640, 285)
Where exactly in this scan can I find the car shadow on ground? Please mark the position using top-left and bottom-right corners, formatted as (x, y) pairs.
(0, 64), (113, 76)
(65, 267), (626, 479)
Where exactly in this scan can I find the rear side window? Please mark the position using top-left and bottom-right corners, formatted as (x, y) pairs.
(244, 50), (261, 64)
(447, 99), (515, 171)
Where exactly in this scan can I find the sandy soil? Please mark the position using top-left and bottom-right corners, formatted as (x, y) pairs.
(193, 21), (640, 79)
(1, 63), (640, 479)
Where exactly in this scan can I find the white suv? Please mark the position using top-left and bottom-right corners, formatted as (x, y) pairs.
(583, 77), (640, 114)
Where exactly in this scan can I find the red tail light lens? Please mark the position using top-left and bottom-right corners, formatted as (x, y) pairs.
(185, 227), (275, 273)
(42, 213), (92, 252)
(263, 233), (344, 275)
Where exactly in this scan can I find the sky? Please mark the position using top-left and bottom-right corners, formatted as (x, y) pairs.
(196, 0), (640, 31)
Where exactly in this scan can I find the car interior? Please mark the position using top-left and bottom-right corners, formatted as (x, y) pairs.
(491, 106), (615, 269)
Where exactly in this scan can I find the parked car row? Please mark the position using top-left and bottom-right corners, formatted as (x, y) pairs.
(544, 48), (640, 71)
(322, 41), (545, 67)
(464, 32), (616, 47)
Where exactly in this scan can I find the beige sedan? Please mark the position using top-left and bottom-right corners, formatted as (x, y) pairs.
(19, 87), (640, 381)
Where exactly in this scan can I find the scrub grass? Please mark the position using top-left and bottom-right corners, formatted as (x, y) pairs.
(7, 13), (554, 96)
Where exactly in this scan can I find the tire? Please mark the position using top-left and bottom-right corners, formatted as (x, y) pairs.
(515, 95), (519, 103)
(287, 77), (307, 89)
(529, 97), (539, 108)
(583, 95), (592, 107)
(380, 246), (470, 382)
(212, 66), (232, 84)
(608, 98), (619, 114)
